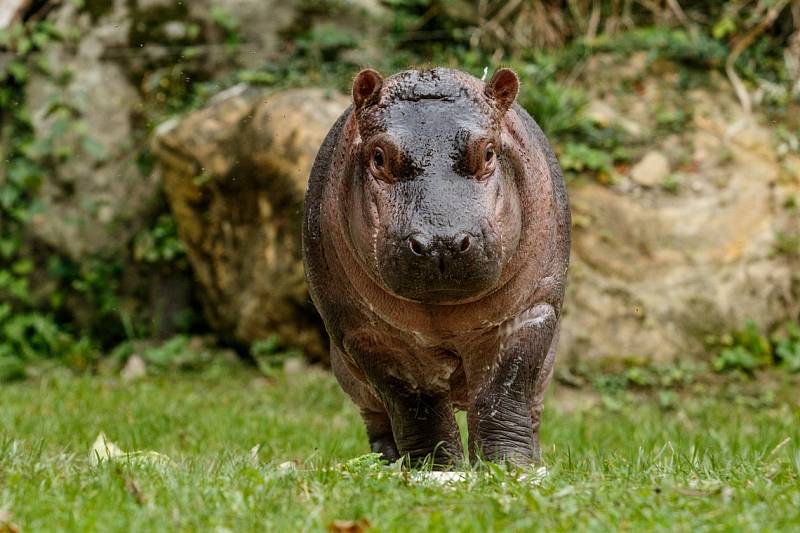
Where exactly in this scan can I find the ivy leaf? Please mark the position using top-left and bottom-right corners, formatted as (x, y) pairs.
(0, 185), (20, 209)
(82, 137), (108, 161)
(6, 60), (28, 83)
(0, 238), (19, 259)
(11, 259), (33, 276)
(16, 37), (32, 55)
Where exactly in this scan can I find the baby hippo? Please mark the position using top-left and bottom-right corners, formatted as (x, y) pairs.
(303, 67), (570, 466)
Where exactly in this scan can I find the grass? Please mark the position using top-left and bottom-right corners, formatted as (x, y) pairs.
(1, 365), (799, 532)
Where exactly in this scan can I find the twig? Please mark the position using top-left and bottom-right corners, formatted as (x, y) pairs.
(26, 0), (63, 23)
(725, 0), (791, 114)
(484, 0), (522, 49)
(666, 0), (691, 29)
(586, 0), (601, 41)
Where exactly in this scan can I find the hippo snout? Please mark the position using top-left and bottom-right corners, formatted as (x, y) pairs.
(380, 227), (502, 304)
(406, 231), (472, 264)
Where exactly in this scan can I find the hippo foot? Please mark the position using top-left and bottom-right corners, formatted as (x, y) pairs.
(398, 440), (465, 470)
(370, 435), (400, 463)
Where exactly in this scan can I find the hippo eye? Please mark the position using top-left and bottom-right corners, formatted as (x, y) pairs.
(370, 146), (395, 183)
(372, 147), (385, 168)
(484, 145), (495, 163)
(477, 143), (496, 181)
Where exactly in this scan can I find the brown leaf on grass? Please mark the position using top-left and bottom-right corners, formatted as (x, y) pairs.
(124, 476), (146, 505)
(328, 518), (371, 533)
(0, 508), (19, 533)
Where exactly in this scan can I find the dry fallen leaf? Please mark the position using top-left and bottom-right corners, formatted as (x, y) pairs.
(124, 476), (146, 505)
(328, 518), (371, 533)
(249, 444), (261, 465)
(0, 507), (19, 533)
(90, 432), (125, 464)
(89, 432), (172, 467)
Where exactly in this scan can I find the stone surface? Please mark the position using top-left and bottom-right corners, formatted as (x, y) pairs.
(22, 0), (383, 260)
(121, 355), (147, 382)
(585, 99), (643, 138)
(629, 151), (670, 187)
(153, 86), (349, 360)
(561, 59), (800, 363)
(183, 0), (385, 69)
(0, 0), (31, 29)
(25, 0), (158, 259)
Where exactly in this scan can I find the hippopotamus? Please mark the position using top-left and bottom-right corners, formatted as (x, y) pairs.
(302, 67), (570, 466)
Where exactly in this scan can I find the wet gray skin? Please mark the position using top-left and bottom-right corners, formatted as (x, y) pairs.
(352, 84), (520, 304)
(303, 67), (571, 467)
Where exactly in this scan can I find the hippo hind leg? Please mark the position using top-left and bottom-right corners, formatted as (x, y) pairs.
(330, 346), (399, 462)
(361, 407), (400, 462)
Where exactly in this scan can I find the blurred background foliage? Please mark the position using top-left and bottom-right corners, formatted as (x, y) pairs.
(0, 0), (799, 383)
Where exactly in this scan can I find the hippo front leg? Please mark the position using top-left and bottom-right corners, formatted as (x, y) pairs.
(468, 304), (557, 465)
(345, 338), (463, 467)
(372, 375), (463, 466)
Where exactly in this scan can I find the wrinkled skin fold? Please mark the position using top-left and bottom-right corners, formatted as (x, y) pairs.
(303, 67), (571, 467)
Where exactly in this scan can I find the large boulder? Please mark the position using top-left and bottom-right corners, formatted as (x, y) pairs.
(25, 0), (158, 259)
(560, 61), (800, 363)
(153, 86), (349, 359)
(21, 0), (385, 260)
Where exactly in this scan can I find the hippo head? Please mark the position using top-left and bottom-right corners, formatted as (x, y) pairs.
(346, 67), (523, 305)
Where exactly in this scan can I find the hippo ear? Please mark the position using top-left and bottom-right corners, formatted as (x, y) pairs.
(485, 68), (519, 113)
(352, 69), (383, 110)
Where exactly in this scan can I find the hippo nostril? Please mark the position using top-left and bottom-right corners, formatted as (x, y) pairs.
(458, 235), (471, 253)
(409, 236), (425, 256)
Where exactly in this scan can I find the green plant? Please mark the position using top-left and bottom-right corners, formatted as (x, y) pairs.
(567, 358), (701, 393)
(774, 232), (800, 257)
(662, 174), (681, 193)
(296, 24), (357, 64)
(110, 336), (228, 374)
(211, 5), (240, 55)
(133, 214), (187, 265)
(655, 108), (689, 133)
(0, 305), (97, 382)
(713, 345), (763, 373)
(774, 323), (800, 373)
(512, 57), (632, 180)
(712, 320), (774, 374)
(251, 335), (301, 376)
(559, 142), (614, 175)
(0, 19), (103, 378)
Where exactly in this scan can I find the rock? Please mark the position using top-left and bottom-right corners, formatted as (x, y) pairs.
(539, 56), (799, 363)
(153, 86), (349, 360)
(562, 108), (799, 363)
(24, 0), (158, 259)
(185, 1), (296, 70)
(283, 356), (306, 376)
(0, 0), (31, 30)
(629, 151), (670, 187)
(121, 355), (147, 382)
(585, 99), (643, 137)
(181, 0), (386, 69)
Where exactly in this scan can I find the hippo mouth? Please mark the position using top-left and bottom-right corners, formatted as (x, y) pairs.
(375, 238), (504, 305)
(405, 287), (481, 304)
(383, 275), (500, 305)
